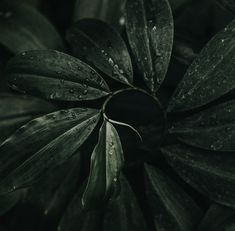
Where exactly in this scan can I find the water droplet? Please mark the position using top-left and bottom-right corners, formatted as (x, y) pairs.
(4, 11), (12, 18)
(69, 89), (74, 94)
(221, 39), (225, 43)
(44, 210), (48, 215)
(113, 177), (117, 182)
(144, 56), (148, 61)
(152, 26), (157, 31)
(83, 89), (88, 95)
(108, 58), (114, 66)
(119, 17), (125, 26)
(21, 52), (26, 56)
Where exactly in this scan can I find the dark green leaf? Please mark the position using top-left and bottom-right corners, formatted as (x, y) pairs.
(74, 0), (126, 28)
(82, 120), (124, 209)
(0, 1), (63, 54)
(0, 191), (21, 216)
(145, 164), (202, 231)
(103, 174), (147, 231)
(7, 50), (110, 101)
(125, 0), (174, 92)
(0, 93), (57, 144)
(198, 204), (235, 231)
(67, 19), (133, 85)
(170, 100), (235, 151)
(0, 108), (100, 195)
(216, 0), (235, 13)
(162, 144), (235, 208)
(168, 19), (235, 112)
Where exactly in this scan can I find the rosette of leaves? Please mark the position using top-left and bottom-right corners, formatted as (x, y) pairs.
(0, 0), (235, 230)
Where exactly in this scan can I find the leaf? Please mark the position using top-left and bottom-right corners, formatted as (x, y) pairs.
(0, 191), (21, 216)
(145, 164), (202, 231)
(125, 0), (174, 92)
(168, 19), (235, 112)
(74, 0), (126, 28)
(0, 108), (100, 195)
(216, 0), (235, 13)
(0, 1), (63, 54)
(170, 99), (235, 151)
(198, 204), (235, 231)
(103, 174), (147, 231)
(7, 50), (110, 101)
(82, 120), (124, 209)
(162, 144), (235, 208)
(67, 19), (133, 85)
(0, 93), (57, 144)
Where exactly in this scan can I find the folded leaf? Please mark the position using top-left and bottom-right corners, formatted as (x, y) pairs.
(0, 93), (57, 144)
(103, 174), (147, 231)
(67, 19), (133, 85)
(7, 50), (110, 101)
(170, 100), (235, 151)
(145, 164), (202, 231)
(168, 19), (235, 112)
(162, 144), (235, 208)
(198, 204), (235, 231)
(0, 1), (63, 54)
(82, 120), (124, 209)
(125, 0), (174, 92)
(0, 108), (100, 195)
(74, 0), (126, 28)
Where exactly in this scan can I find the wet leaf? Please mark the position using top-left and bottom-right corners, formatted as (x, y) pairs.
(0, 93), (57, 144)
(74, 0), (126, 28)
(0, 1), (63, 54)
(103, 174), (147, 231)
(67, 19), (133, 85)
(168, 19), (235, 112)
(7, 50), (110, 101)
(198, 204), (235, 231)
(0, 108), (100, 195)
(162, 144), (235, 208)
(82, 120), (124, 209)
(145, 164), (202, 231)
(170, 100), (235, 151)
(125, 0), (174, 92)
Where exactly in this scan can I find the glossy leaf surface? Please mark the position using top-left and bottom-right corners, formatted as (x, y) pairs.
(67, 19), (133, 85)
(0, 108), (100, 194)
(0, 1), (63, 54)
(168, 19), (235, 112)
(170, 100), (235, 151)
(125, 0), (174, 92)
(145, 164), (202, 231)
(82, 120), (124, 209)
(7, 50), (110, 101)
(162, 144), (235, 208)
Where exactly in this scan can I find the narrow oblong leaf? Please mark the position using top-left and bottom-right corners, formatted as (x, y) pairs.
(0, 1), (63, 54)
(0, 108), (100, 195)
(145, 164), (202, 231)
(67, 19), (133, 85)
(170, 100), (235, 151)
(125, 0), (174, 92)
(103, 174), (147, 231)
(7, 50), (110, 101)
(168, 19), (235, 112)
(74, 0), (126, 28)
(162, 144), (235, 208)
(82, 120), (124, 209)
(0, 93), (57, 144)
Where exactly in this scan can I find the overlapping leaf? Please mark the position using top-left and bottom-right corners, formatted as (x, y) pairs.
(0, 1), (63, 54)
(168, 19), (235, 112)
(103, 174), (147, 231)
(74, 0), (126, 28)
(7, 50), (110, 101)
(198, 204), (235, 231)
(67, 19), (133, 85)
(125, 0), (174, 92)
(82, 120), (124, 209)
(145, 164), (202, 231)
(162, 144), (235, 208)
(0, 93), (57, 144)
(170, 99), (235, 151)
(0, 108), (100, 195)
